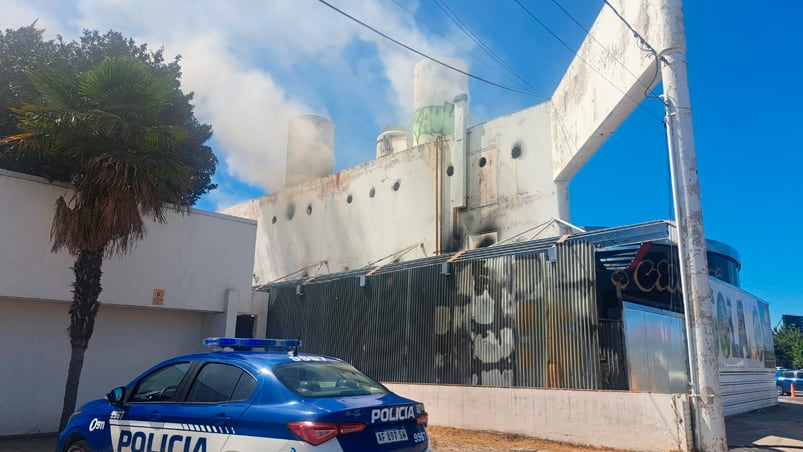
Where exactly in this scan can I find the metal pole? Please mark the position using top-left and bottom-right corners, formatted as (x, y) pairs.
(659, 0), (727, 450)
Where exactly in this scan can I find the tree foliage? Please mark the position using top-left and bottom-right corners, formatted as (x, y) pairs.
(1, 24), (219, 431)
(773, 325), (803, 369)
(8, 58), (193, 254)
(0, 24), (216, 205)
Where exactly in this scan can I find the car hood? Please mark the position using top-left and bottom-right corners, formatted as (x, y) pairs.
(77, 398), (109, 412)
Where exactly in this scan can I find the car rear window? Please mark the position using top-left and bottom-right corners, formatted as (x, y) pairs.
(273, 362), (389, 398)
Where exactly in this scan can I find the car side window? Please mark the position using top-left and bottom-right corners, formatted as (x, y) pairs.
(783, 371), (794, 378)
(186, 363), (257, 403)
(130, 362), (191, 403)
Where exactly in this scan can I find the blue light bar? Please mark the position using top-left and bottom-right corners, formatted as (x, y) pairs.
(203, 337), (302, 350)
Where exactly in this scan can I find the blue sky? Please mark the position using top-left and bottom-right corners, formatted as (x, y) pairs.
(4, 1), (801, 325)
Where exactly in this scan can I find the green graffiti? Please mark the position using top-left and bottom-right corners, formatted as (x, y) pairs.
(413, 102), (455, 142)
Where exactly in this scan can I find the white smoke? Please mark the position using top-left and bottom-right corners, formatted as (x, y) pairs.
(2, 0), (470, 195)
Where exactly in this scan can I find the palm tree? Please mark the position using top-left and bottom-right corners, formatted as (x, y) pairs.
(3, 58), (193, 430)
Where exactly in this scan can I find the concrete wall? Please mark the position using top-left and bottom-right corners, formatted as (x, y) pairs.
(386, 383), (692, 452)
(455, 103), (567, 246)
(0, 169), (259, 435)
(0, 169), (257, 313)
(0, 300), (210, 435)
(551, 0), (668, 182)
(225, 145), (439, 284)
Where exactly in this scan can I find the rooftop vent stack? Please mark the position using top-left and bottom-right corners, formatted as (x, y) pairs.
(412, 58), (469, 146)
(376, 126), (412, 158)
(285, 115), (335, 188)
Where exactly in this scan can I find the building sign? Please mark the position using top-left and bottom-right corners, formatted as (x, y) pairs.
(152, 288), (165, 306)
(710, 278), (775, 369)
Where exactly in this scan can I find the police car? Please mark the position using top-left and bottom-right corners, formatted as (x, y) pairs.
(58, 338), (430, 451)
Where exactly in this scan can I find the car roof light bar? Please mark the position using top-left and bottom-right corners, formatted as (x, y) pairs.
(203, 337), (302, 352)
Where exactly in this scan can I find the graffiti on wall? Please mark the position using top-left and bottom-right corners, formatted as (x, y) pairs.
(266, 242), (601, 390)
(413, 103), (454, 143)
(610, 259), (680, 296)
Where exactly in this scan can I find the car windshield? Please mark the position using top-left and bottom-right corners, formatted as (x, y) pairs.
(273, 361), (389, 398)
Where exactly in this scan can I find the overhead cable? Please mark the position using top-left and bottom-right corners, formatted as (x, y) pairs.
(550, 0), (652, 93)
(389, 0), (543, 97)
(318, 0), (542, 97)
(513, 0), (662, 121)
(431, 0), (549, 99)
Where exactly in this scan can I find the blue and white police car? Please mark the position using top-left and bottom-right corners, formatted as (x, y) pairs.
(58, 338), (430, 452)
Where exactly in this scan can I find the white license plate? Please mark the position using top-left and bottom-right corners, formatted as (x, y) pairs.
(375, 427), (408, 444)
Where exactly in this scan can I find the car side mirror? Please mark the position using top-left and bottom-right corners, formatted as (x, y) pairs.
(106, 386), (126, 406)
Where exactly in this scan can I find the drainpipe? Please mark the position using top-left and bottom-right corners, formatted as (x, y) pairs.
(659, 0), (727, 450)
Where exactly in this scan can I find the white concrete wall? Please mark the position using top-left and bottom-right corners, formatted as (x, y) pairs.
(386, 383), (692, 452)
(0, 169), (259, 435)
(0, 169), (257, 313)
(457, 103), (568, 245)
(0, 300), (209, 435)
(551, 0), (668, 182)
(225, 146), (438, 284)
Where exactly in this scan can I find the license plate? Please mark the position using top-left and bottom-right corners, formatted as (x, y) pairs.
(375, 427), (408, 444)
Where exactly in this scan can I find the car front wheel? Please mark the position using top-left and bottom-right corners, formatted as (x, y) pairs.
(777, 385), (785, 397)
(66, 439), (90, 452)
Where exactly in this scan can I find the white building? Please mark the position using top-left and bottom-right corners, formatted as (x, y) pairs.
(223, 1), (664, 286)
(0, 169), (258, 435)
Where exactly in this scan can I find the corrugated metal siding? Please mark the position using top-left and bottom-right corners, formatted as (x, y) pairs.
(720, 368), (777, 417)
(598, 320), (629, 390)
(266, 241), (601, 389)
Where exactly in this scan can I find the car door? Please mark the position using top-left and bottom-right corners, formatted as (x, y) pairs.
(109, 361), (192, 452)
(779, 371), (795, 394)
(158, 362), (258, 452)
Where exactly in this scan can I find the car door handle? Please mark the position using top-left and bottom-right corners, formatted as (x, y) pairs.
(148, 411), (164, 421)
(213, 414), (232, 424)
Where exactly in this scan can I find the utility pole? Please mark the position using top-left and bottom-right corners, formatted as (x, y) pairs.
(659, 0), (727, 450)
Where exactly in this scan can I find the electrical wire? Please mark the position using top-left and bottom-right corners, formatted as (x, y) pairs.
(388, 0), (546, 98)
(513, 0), (663, 121)
(600, 0), (665, 99)
(430, 0), (547, 99)
(317, 0), (542, 97)
(550, 0), (659, 98)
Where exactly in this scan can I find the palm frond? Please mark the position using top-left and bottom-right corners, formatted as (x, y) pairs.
(13, 57), (194, 257)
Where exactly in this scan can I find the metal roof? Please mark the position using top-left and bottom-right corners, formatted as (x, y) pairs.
(257, 220), (676, 290)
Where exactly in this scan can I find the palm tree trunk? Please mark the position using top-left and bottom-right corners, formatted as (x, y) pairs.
(58, 249), (103, 432)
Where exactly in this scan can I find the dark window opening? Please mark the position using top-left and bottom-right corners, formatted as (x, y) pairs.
(186, 363), (256, 403)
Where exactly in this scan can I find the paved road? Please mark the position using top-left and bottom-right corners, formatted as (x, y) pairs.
(727, 397), (803, 451)
(3, 398), (803, 451)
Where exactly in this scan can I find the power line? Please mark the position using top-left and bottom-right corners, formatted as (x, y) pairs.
(431, 0), (549, 99)
(388, 0), (545, 98)
(603, 0), (662, 59)
(600, 0), (665, 98)
(513, 0), (663, 121)
(317, 0), (542, 97)
(550, 0), (653, 94)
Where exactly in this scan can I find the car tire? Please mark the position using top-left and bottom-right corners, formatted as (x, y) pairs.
(777, 385), (785, 397)
(66, 439), (90, 452)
